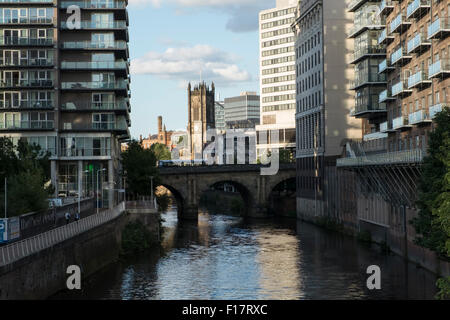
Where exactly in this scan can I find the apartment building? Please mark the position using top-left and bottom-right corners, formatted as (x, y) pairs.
(293, 0), (361, 219)
(256, 0), (297, 159)
(0, 0), (131, 207)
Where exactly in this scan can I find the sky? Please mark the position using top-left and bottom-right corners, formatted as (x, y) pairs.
(127, 0), (276, 139)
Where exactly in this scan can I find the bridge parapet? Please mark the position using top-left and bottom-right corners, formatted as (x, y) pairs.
(159, 163), (295, 175)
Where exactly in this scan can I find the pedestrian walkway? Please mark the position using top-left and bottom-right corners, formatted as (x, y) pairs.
(0, 202), (125, 267)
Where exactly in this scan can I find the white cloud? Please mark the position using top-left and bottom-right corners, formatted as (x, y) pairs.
(130, 44), (252, 85)
(128, 0), (275, 32)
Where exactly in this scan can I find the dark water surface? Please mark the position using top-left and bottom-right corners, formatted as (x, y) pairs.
(51, 209), (438, 300)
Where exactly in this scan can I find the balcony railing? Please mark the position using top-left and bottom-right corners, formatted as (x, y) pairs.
(407, 32), (431, 54)
(353, 100), (386, 117)
(0, 100), (53, 109)
(428, 59), (450, 78)
(0, 17), (54, 25)
(61, 60), (128, 70)
(428, 17), (450, 39)
(364, 131), (388, 141)
(392, 80), (411, 97)
(0, 120), (54, 130)
(0, 80), (53, 88)
(408, 70), (431, 88)
(347, 0), (368, 12)
(337, 149), (424, 167)
(407, 0), (430, 19)
(379, 0), (394, 16)
(60, 20), (126, 29)
(349, 16), (385, 38)
(0, 37), (53, 46)
(0, 0), (53, 2)
(352, 45), (386, 64)
(60, 1), (126, 9)
(351, 72), (386, 90)
(61, 101), (128, 111)
(391, 47), (412, 65)
(61, 80), (128, 90)
(393, 116), (411, 130)
(380, 121), (389, 133)
(379, 89), (394, 102)
(409, 109), (431, 125)
(429, 103), (447, 119)
(62, 121), (128, 131)
(59, 148), (111, 157)
(390, 13), (411, 34)
(378, 59), (394, 74)
(61, 41), (127, 50)
(0, 58), (54, 67)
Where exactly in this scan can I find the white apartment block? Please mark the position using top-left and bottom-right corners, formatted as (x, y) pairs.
(256, 0), (298, 158)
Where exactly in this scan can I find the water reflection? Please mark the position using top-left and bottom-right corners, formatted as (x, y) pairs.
(51, 209), (438, 300)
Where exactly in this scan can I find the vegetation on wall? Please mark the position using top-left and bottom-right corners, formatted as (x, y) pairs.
(0, 138), (53, 216)
(121, 220), (154, 256)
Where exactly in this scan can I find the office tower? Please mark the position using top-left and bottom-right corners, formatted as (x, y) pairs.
(256, 0), (298, 159)
(214, 101), (226, 132)
(293, 0), (361, 218)
(224, 91), (260, 129)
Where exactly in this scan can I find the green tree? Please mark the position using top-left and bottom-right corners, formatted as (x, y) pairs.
(0, 137), (52, 216)
(121, 140), (159, 198)
(412, 107), (450, 258)
(150, 143), (171, 161)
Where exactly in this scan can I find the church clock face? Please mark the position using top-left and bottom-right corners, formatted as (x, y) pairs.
(194, 124), (200, 132)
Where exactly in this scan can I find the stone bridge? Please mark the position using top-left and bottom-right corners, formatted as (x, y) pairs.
(158, 164), (296, 219)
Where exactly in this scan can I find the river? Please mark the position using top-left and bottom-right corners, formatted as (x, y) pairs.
(51, 208), (438, 300)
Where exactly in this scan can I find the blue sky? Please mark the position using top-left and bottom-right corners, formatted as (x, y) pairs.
(128, 0), (276, 138)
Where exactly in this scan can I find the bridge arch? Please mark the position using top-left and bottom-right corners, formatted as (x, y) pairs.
(266, 177), (296, 217)
(159, 183), (186, 218)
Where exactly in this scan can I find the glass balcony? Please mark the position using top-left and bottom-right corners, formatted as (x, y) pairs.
(392, 80), (412, 97)
(407, 32), (431, 54)
(62, 120), (128, 131)
(392, 116), (411, 130)
(390, 13), (411, 34)
(377, 28), (394, 45)
(353, 97), (386, 118)
(0, 58), (54, 67)
(408, 70), (431, 89)
(347, 0), (368, 12)
(351, 45), (386, 64)
(60, 1), (126, 9)
(61, 100), (128, 111)
(378, 59), (394, 74)
(379, 89), (395, 103)
(60, 20), (126, 29)
(0, 80), (53, 88)
(61, 60), (128, 70)
(61, 80), (128, 90)
(0, 37), (54, 46)
(429, 103), (447, 119)
(0, 17), (54, 25)
(0, 120), (54, 130)
(349, 16), (385, 38)
(427, 17), (450, 39)
(428, 59), (450, 79)
(390, 47), (412, 66)
(0, 100), (53, 109)
(364, 131), (388, 141)
(380, 121), (393, 133)
(61, 41), (127, 50)
(407, 0), (430, 19)
(409, 109), (431, 125)
(379, 0), (394, 16)
(351, 73), (386, 90)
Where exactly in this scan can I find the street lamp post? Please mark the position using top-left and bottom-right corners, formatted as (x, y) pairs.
(4, 177), (7, 219)
(150, 176), (154, 206)
(78, 170), (89, 217)
(96, 168), (106, 214)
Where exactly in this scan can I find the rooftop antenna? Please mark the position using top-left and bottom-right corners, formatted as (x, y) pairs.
(200, 69), (202, 84)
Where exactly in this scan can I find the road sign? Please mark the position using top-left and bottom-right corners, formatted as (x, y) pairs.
(0, 219), (7, 243)
(0, 218), (20, 243)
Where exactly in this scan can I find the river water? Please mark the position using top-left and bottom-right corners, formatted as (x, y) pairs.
(52, 209), (438, 300)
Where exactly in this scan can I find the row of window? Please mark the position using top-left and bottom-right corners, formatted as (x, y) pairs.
(262, 93), (295, 103)
(262, 64), (295, 75)
(296, 112), (322, 151)
(262, 84), (296, 94)
(296, 31), (321, 58)
(297, 90), (322, 113)
(260, 8), (296, 22)
(261, 46), (294, 58)
(262, 103), (295, 112)
(261, 55), (295, 67)
(297, 50), (321, 76)
(262, 36), (295, 49)
(262, 74), (295, 85)
(297, 71), (321, 95)
(261, 27), (292, 39)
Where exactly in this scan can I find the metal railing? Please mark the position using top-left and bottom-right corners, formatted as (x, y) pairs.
(337, 149), (424, 167)
(60, 0), (126, 9)
(0, 202), (125, 267)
